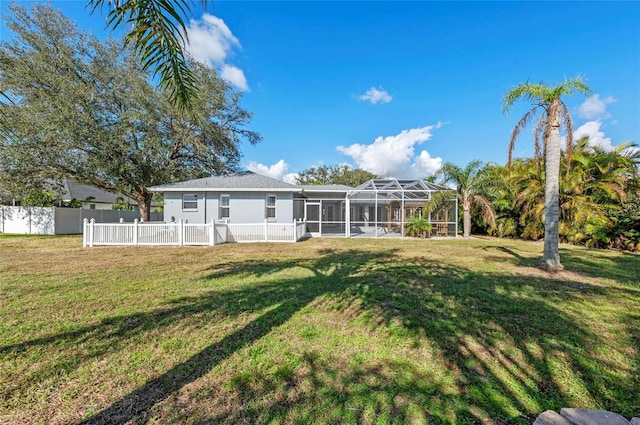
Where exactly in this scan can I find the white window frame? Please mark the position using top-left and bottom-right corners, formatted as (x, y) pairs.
(182, 193), (198, 210)
(266, 194), (276, 220)
(219, 194), (230, 219)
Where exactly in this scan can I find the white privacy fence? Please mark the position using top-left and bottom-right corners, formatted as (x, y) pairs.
(83, 219), (307, 247)
(0, 206), (162, 235)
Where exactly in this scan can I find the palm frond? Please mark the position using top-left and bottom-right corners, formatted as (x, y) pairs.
(508, 107), (538, 167)
(471, 194), (496, 227)
(557, 101), (574, 172)
(89, 0), (203, 113)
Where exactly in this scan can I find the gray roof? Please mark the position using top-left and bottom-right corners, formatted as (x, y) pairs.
(149, 171), (300, 192)
(299, 184), (353, 192)
(58, 179), (135, 205)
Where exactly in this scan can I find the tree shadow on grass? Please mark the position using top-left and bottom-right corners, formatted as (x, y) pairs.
(559, 249), (640, 288)
(4, 246), (638, 424)
(177, 254), (639, 424)
(479, 243), (640, 289)
(73, 249), (396, 424)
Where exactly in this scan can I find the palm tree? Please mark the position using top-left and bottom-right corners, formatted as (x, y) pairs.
(438, 160), (501, 238)
(502, 76), (590, 272)
(89, 0), (207, 113)
(561, 136), (639, 247)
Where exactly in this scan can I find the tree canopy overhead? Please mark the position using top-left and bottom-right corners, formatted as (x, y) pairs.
(295, 164), (378, 187)
(0, 3), (261, 220)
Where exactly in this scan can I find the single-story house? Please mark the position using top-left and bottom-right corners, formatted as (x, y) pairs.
(57, 179), (138, 210)
(149, 171), (457, 238)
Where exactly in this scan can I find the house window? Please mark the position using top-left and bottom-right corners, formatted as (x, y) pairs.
(182, 194), (198, 210)
(219, 194), (230, 218)
(266, 195), (276, 219)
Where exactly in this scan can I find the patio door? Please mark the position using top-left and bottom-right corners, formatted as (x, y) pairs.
(305, 202), (321, 237)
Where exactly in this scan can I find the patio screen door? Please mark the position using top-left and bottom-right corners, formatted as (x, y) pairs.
(305, 202), (320, 236)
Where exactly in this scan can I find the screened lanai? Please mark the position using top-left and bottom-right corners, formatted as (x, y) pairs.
(296, 179), (458, 238)
(345, 179), (458, 238)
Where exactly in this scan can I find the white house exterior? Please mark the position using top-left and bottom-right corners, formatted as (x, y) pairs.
(149, 172), (458, 239)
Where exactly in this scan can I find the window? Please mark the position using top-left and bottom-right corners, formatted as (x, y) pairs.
(266, 195), (276, 219)
(182, 194), (198, 210)
(219, 194), (230, 218)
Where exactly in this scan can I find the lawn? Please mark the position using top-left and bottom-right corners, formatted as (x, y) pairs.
(0, 235), (638, 424)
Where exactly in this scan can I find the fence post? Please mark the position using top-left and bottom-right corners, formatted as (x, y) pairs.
(82, 218), (88, 247)
(179, 219), (184, 246)
(264, 219), (268, 242)
(133, 219), (139, 246)
(89, 218), (95, 247)
(293, 219), (297, 242)
(209, 219), (215, 246)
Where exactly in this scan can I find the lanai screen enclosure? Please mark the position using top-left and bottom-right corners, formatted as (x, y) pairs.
(298, 179), (458, 238)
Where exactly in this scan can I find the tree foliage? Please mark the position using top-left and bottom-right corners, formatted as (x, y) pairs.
(503, 76), (590, 271)
(295, 165), (378, 187)
(88, 0), (205, 113)
(0, 3), (260, 220)
(486, 137), (640, 251)
(437, 160), (503, 238)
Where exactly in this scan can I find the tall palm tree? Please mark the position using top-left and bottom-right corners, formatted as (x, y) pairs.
(89, 0), (207, 113)
(502, 77), (590, 272)
(438, 160), (501, 238)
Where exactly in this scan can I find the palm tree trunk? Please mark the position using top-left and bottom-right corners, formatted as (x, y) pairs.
(463, 196), (471, 238)
(540, 125), (564, 272)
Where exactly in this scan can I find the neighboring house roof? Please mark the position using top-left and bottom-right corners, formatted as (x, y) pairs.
(57, 179), (136, 205)
(149, 171), (300, 192)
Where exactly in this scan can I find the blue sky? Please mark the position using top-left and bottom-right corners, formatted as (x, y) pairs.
(2, 1), (639, 183)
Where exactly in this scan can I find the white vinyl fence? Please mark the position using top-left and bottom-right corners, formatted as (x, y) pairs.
(0, 206), (162, 235)
(83, 219), (307, 247)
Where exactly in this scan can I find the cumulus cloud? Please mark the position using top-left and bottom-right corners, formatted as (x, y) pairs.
(247, 159), (298, 184)
(573, 121), (614, 151)
(571, 93), (621, 151)
(358, 86), (392, 104)
(337, 124), (443, 178)
(184, 13), (248, 90)
(578, 94), (617, 120)
(220, 65), (248, 91)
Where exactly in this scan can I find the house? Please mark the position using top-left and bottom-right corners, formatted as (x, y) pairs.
(149, 171), (457, 238)
(57, 179), (138, 210)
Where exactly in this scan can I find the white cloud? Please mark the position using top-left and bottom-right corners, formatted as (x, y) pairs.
(358, 86), (392, 104)
(220, 65), (248, 91)
(413, 150), (443, 177)
(578, 94), (617, 120)
(573, 121), (614, 151)
(184, 13), (248, 90)
(337, 124), (443, 178)
(246, 159), (298, 183)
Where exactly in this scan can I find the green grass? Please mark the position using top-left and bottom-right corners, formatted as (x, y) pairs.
(0, 235), (638, 424)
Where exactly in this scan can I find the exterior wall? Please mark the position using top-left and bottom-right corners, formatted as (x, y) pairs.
(228, 192), (293, 223)
(81, 202), (114, 210)
(163, 192), (206, 223)
(162, 191), (294, 224)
